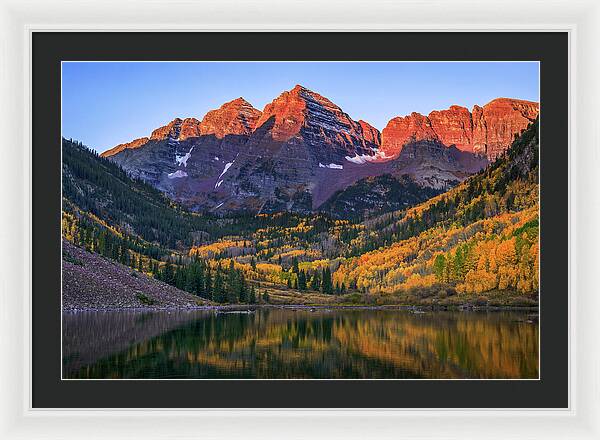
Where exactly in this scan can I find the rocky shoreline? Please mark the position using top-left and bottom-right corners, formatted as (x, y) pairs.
(63, 303), (539, 313)
(62, 240), (209, 311)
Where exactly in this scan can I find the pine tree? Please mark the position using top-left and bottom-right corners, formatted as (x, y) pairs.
(237, 270), (247, 303)
(129, 251), (136, 268)
(175, 265), (185, 289)
(213, 268), (225, 303)
(195, 264), (205, 297)
(185, 264), (196, 293)
(321, 267), (333, 294)
(298, 270), (307, 290)
(310, 271), (321, 291)
(204, 268), (213, 300)
(433, 254), (446, 281)
(163, 259), (174, 285)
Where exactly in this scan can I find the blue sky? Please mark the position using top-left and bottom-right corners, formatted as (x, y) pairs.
(62, 62), (539, 153)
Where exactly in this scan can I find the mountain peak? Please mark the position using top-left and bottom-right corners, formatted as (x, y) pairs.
(199, 98), (262, 138)
(255, 85), (365, 145)
(150, 118), (182, 141)
(289, 84), (336, 106)
(224, 96), (253, 108)
(291, 84), (308, 93)
(148, 117), (202, 141)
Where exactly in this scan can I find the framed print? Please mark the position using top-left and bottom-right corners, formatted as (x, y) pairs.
(34, 31), (565, 408)
(1, 0), (599, 439)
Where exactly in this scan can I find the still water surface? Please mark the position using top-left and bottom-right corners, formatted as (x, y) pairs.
(63, 308), (538, 379)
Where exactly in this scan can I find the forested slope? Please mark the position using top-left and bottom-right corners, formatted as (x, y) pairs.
(63, 138), (280, 249)
(332, 119), (540, 302)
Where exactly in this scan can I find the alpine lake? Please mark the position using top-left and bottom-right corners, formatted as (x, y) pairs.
(63, 307), (539, 379)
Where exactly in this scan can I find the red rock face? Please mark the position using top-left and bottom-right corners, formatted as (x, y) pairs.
(148, 117), (203, 141)
(179, 118), (202, 139)
(254, 85), (312, 142)
(100, 136), (149, 158)
(102, 99), (261, 157)
(199, 97), (262, 138)
(358, 120), (381, 147)
(150, 118), (184, 141)
(380, 98), (539, 160)
(428, 105), (473, 152)
(472, 98), (539, 159)
(102, 88), (537, 169)
(471, 105), (486, 156)
(141, 98), (262, 145)
(380, 112), (438, 158)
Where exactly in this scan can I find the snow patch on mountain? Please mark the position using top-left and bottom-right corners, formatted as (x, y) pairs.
(175, 146), (194, 167)
(218, 162), (234, 180)
(319, 162), (343, 170)
(345, 154), (375, 164)
(217, 154), (238, 181)
(344, 151), (388, 164)
(168, 170), (188, 179)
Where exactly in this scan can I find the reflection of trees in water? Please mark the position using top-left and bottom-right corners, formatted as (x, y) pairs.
(64, 310), (538, 379)
(62, 310), (204, 375)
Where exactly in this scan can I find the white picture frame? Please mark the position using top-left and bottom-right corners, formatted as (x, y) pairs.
(1, 0), (598, 438)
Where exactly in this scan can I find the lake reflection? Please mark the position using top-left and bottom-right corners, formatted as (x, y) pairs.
(63, 308), (538, 379)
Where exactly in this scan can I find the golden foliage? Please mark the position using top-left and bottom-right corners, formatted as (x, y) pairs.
(334, 206), (539, 296)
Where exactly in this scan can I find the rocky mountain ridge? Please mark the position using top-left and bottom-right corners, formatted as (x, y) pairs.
(99, 85), (538, 216)
(380, 98), (539, 160)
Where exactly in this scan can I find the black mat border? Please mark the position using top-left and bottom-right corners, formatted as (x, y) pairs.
(32, 32), (568, 408)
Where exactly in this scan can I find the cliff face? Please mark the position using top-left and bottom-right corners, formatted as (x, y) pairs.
(358, 120), (382, 147)
(471, 98), (540, 159)
(428, 105), (473, 152)
(381, 98), (539, 160)
(379, 112), (438, 159)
